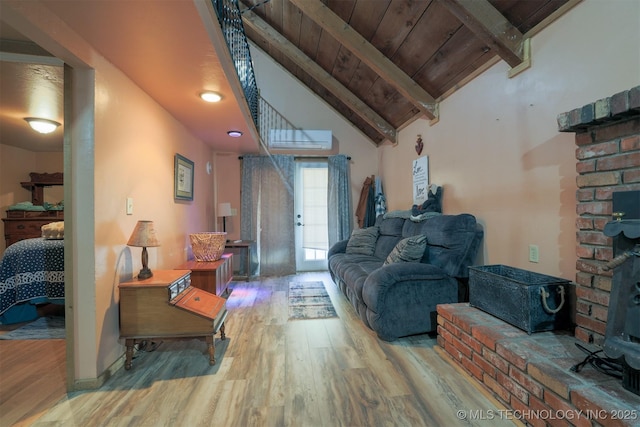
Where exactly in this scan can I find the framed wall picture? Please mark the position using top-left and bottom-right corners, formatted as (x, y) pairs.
(174, 154), (194, 201)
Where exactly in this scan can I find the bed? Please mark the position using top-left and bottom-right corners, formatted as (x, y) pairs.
(0, 237), (64, 324)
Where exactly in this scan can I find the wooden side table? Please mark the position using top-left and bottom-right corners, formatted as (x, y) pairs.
(176, 253), (233, 296)
(118, 270), (227, 370)
(224, 240), (255, 281)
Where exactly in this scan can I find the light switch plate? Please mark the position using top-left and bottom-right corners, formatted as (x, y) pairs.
(126, 197), (134, 215)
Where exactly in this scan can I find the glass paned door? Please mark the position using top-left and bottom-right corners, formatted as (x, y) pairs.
(295, 161), (328, 271)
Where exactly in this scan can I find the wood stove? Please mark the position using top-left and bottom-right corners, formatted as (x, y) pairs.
(602, 192), (640, 396)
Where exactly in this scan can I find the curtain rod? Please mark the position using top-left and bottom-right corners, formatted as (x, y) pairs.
(238, 155), (351, 160)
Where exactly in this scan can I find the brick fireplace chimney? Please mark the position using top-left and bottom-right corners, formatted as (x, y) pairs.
(557, 86), (640, 346)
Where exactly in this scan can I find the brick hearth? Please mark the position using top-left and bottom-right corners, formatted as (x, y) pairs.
(437, 303), (639, 427)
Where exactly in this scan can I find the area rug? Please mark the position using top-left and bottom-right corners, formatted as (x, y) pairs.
(0, 316), (65, 340)
(288, 281), (338, 320)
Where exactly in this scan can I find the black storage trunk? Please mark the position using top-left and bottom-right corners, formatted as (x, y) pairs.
(469, 265), (571, 334)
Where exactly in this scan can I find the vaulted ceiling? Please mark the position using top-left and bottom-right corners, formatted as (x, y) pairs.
(0, 0), (578, 153)
(241, 0), (576, 145)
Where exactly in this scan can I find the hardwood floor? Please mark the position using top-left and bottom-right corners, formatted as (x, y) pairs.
(0, 303), (67, 426)
(0, 339), (66, 427)
(1, 272), (517, 426)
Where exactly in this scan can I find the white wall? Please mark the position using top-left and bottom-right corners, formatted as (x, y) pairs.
(380, 0), (640, 279)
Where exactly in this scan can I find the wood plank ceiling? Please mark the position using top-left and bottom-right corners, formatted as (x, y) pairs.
(240, 0), (574, 146)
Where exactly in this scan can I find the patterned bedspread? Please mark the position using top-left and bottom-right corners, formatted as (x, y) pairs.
(0, 238), (64, 318)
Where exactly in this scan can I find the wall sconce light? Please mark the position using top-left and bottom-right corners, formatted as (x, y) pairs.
(200, 91), (222, 103)
(218, 203), (233, 232)
(227, 130), (243, 138)
(127, 220), (160, 279)
(24, 117), (61, 134)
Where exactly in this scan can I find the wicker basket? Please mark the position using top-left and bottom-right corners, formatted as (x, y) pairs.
(189, 232), (227, 261)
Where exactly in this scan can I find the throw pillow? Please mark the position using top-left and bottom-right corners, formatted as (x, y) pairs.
(384, 234), (427, 265)
(345, 226), (379, 256)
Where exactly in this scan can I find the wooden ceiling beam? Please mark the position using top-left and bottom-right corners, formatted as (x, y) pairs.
(241, 8), (396, 145)
(440, 0), (524, 68)
(288, 0), (438, 120)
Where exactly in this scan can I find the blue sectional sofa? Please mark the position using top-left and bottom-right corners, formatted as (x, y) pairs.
(328, 213), (483, 341)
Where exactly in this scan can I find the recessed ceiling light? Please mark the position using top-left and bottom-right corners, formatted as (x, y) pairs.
(200, 91), (222, 103)
(227, 130), (243, 138)
(24, 117), (61, 134)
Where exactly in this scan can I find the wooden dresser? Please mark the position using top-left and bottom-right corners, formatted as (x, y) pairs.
(118, 270), (227, 370)
(3, 172), (64, 247)
(3, 210), (64, 247)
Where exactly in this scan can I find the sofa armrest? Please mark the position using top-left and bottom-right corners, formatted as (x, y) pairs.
(328, 239), (349, 258)
(362, 262), (460, 340)
(362, 262), (452, 310)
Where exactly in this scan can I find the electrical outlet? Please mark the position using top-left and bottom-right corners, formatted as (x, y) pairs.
(126, 197), (134, 215)
(529, 244), (539, 263)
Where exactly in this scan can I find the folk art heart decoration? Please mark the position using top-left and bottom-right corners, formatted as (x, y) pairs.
(415, 135), (424, 155)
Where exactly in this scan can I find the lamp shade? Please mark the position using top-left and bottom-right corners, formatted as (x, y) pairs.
(127, 220), (160, 247)
(218, 203), (232, 217)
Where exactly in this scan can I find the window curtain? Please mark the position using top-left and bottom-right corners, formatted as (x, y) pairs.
(327, 154), (352, 248)
(240, 155), (295, 276)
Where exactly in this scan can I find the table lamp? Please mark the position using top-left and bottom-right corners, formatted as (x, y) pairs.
(218, 202), (233, 232)
(127, 220), (160, 279)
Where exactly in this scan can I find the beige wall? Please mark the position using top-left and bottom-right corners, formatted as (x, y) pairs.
(0, 145), (64, 252)
(2, 1), (215, 381)
(380, 0), (640, 279)
(92, 58), (215, 376)
(250, 44), (380, 227)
